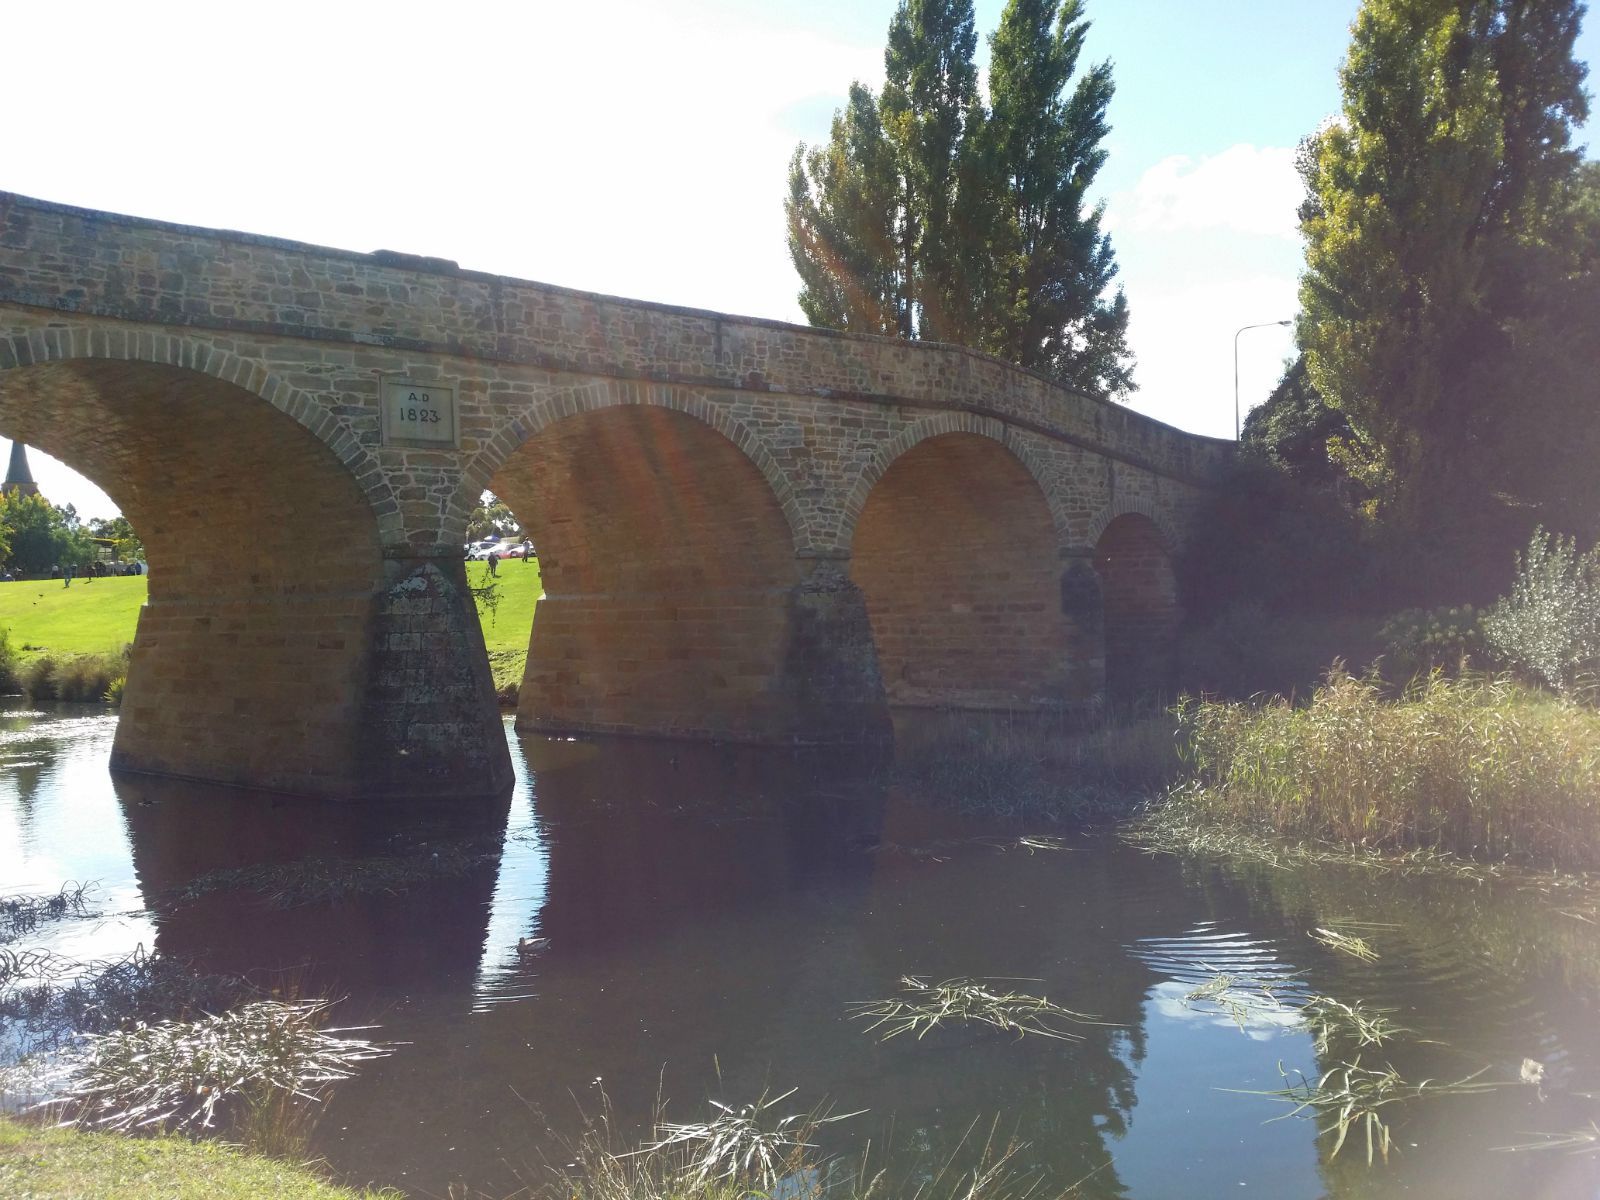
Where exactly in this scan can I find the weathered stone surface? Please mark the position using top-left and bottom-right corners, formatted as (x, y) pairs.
(0, 191), (1229, 797)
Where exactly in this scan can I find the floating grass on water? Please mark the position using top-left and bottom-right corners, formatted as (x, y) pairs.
(850, 977), (1101, 1042)
(1182, 971), (1299, 1031)
(1124, 809), (1514, 880)
(974, 835), (1072, 855)
(52, 999), (394, 1135)
(1, 883), (98, 944)
(0, 945), (247, 1054)
(169, 842), (495, 909)
(1298, 996), (1408, 1054)
(1495, 1121), (1600, 1155)
(1235, 1059), (1496, 1165)
(1311, 927), (1380, 962)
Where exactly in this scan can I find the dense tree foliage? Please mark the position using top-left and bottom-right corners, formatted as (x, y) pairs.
(465, 493), (521, 543)
(1240, 357), (1353, 489)
(0, 493), (95, 575)
(87, 515), (145, 563)
(786, 0), (1132, 398)
(1297, 0), (1595, 587)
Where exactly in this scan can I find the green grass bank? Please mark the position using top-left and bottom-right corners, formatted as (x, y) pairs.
(0, 1117), (395, 1200)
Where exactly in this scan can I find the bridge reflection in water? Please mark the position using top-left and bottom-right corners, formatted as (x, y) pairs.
(0, 700), (1580, 1199)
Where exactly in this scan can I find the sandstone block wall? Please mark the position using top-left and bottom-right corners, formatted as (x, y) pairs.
(0, 191), (1229, 792)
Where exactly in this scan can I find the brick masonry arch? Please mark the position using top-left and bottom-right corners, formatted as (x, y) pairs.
(1091, 507), (1181, 704)
(846, 424), (1076, 710)
(0, 323), (404, 546)
(453, 379), (808, 551)
(1083, 495), (1181, 554)
(837, 412), (1069, 552)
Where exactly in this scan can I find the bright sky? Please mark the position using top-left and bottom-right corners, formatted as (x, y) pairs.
(4, 0), (1597, 520)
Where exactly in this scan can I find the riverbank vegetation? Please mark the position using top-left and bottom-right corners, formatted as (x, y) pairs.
(0, 1117), (397, 1200)
(526, 1087), (1098, 1200)
(1148, 670), (1600, 871)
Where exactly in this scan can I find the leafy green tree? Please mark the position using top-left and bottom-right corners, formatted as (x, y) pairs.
(465, 492), (521, 543)
(0, 493), (95, 575)
(88, 515), (145, 563)
(1241, 357), (1353, 488)
(983, 0), (1129, 395)
(1297, 0), (1591, 551)
(787, 0), (1132, 398)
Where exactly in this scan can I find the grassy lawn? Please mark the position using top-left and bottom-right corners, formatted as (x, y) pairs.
(467, 558), (541, 690)
(0, 561), (540, 687)
(0, 576), (148, 658)
(0, 1116), (395, 1199)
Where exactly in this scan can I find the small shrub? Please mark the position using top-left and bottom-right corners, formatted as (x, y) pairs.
(1482, 527), (1600, 694)
(21, 655), (58, 701)
(16, 648), (128, 705)
(1377, 605), (1487, 680)
(0, 628), (19, 695)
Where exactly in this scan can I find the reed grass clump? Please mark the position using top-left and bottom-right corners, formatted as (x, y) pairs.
(50, 1000), (392, 1137)
(533, 1089), (1093, 1200)
(0, 946), (246, 1050)
(1160, 668), (1600, 870)
(19, 647), (129, 704)
(0, 628), (19, 694)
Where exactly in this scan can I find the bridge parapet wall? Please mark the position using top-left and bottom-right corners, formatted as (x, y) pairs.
(0, 192), (1230, 507)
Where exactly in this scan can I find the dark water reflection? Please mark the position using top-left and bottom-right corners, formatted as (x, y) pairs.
(3, 700), (1600, 1199)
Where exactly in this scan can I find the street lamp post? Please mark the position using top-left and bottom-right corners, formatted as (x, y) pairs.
(1234, 319), (1293, 441)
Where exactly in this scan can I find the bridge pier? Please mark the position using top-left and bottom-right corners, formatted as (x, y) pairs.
(359, 557), (515, 797)
(112, 557), (513, 799)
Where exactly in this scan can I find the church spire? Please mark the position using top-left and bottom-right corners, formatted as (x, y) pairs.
(4, 441), (40, 497)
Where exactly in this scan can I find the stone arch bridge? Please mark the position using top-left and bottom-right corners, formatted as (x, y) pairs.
(0, 192), (1230, 799)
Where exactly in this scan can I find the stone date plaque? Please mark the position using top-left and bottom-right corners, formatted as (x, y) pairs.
(380, 378), (458, 447)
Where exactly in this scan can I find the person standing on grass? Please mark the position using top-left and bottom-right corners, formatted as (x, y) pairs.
(523, 537), (533, 563)
(63, 563), (73, 587)
(486, 551), (498, 577)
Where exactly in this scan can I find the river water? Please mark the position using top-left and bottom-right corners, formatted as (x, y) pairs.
(3, 699), (1599, 1199)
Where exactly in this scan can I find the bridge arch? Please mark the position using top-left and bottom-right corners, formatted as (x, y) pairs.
(847, 426), (1073, 710)
(0, 351), (393, 793)
(838, 413), (1067, 551)
(0, 325), (402, 541)
(454, 380), (807, 551)
(1091, 506), (1180, 706)
(471, 390), (878, 741)
(1083, 495), (1180, 553)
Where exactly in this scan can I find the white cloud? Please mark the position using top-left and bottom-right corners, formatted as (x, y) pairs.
(1106, 144), (1302, 239)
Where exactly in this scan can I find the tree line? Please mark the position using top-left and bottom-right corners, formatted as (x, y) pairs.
(791, 0), (1598, 607)
(0, 493), (143, 577)
(786, 0), (1132, 399)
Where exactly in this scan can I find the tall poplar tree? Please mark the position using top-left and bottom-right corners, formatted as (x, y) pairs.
(786, 0), (1132, 399)
(1297, 0), (1591, 546)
